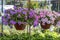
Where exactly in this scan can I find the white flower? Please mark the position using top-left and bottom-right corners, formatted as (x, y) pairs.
(41, 18), (48, 22)
(47, 21), (51, 24)
(50, 20), (54, 24)
(50, 17), (55, 21)
(42, 22), (45, 25)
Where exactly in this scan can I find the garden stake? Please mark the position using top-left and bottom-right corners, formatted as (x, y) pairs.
(27, 0), (31, 40)
(1, 0), (3, 36)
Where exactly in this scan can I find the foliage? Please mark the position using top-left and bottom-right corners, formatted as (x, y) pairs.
(0, 31), (60, 40)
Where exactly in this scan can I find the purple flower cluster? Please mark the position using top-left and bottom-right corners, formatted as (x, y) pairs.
(10, 20), (16, 25)
(10, 10), (17, 15)
(2, 6), (40, 27)
(3, 6), (60, 27)
(39, 10), (59, 25)
(33, 20), (39, 27)
(2, 6), (28, 25)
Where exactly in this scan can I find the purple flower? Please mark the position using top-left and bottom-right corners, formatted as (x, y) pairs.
(56, 21), (60, 26)
(10, 10), (17, 15)
(50, 17), (55, 21)
(17, 14), (21, 17)
(25, 16), (27, 20)
(22, 11), (27, 14)
(4, 14), (8, 16)
(16, 8), (23, 13)
(33, 20), (38, 27)
(18, 22), (21, 25)
(4, 10), (8, 13)
(3, 21), (8, 25)
(40, 12), (45, 18)
(7, 16), (11, 19)
(14, 6), (17, 9)
(47, 21), (51, 24)
(29, 11), (34, 18)
(2, 16), (8, 22)
(10, 20), (16, 25)
(2, 16), (8, 25)
(4, 9), (11, 13)
(17, 9), (21, 13)
(4, 14), (11, 19)
(19, 8), (23, 11)
(43, 10), (47, 14)
(30, 9), (35, 13)
(35, 15), (40, 21)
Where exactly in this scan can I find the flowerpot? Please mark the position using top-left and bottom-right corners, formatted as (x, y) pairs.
(41, 22), (51, 29)
(14, 23), (26, 30)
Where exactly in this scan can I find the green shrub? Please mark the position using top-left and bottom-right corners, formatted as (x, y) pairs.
(0, 31), (60, 40)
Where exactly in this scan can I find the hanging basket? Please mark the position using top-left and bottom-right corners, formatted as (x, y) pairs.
(14, 23), (26, 30)
(41, 22), (51, 29)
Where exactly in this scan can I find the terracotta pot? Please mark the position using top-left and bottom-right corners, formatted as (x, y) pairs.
(14, 23), (26, 30)
(41, 22), (51, 29)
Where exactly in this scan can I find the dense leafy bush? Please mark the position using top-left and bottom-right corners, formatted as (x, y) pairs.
(0, 31), (60, 40)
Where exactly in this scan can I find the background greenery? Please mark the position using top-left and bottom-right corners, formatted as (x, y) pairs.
(0, 31), (60, 40)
